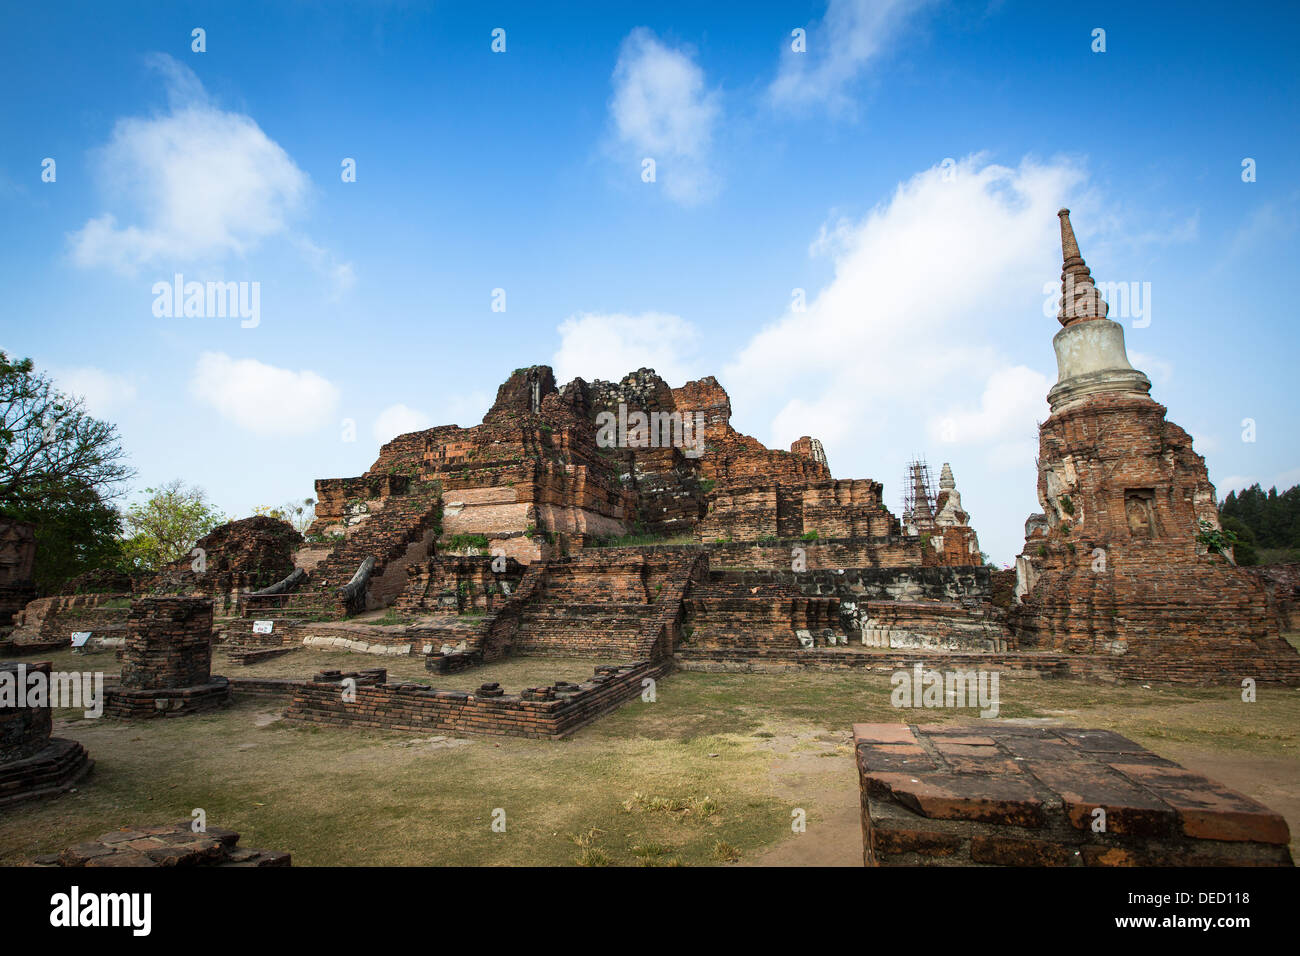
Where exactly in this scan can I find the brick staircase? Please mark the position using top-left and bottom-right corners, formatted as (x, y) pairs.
(467, 550), (705, 660)
(306, 491), (443, 597)
(236, 490), (441, 633)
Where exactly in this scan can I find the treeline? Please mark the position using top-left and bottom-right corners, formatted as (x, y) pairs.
(1219, 483), (1300, 566)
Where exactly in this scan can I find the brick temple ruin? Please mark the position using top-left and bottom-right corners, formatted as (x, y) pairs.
(211, 361), (1006, 694)
(1010, 210), (1299, 679)
(10, 207), (1298, 740)
(0, 519), (37, 628)
(2, 209), (1297, 866)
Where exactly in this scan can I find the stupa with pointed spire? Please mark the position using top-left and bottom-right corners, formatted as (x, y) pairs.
(1046, 209), (1152, 414)
(1012, 210), (1292, 667)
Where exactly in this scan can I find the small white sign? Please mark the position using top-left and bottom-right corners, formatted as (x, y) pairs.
(70, 631), (92, 647)
(252, 620), (274, 634)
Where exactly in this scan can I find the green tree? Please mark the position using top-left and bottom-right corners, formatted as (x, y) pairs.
(1220, 482), (1300, 561)
(0, 352), (134, 591)
(1219, 515), (1258, 566)
(0, 352), (132, 511)
(121, 480), (226, 572)
(5, 478), (124, 593)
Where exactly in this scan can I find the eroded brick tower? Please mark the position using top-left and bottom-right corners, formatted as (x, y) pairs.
(1013, 210), (1293, 666)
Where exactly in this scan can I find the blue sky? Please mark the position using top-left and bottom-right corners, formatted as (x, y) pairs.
(1, 0), (1297, 563)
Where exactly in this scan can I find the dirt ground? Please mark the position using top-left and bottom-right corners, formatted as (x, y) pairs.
(2, 644), (1296, 866)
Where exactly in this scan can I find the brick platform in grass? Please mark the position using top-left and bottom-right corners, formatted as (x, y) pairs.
(36, 821), (290, 867)
(285, 660), (667, 739)
(854, 722), (1293, 867)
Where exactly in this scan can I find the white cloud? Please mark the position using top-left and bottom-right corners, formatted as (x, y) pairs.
(553, 311), (701, 385)
(47, 366), (138, 417)
(609, 29), (721, 205)
(1129, 350), (1173, 386)
(189, 351), (339, 436)
(928, 364), (1052, 458)
(68, 54), (352, 290)
(372, 403), (432, 444)
(724, 154), (1091, 561)
(769, 0), (935, 113)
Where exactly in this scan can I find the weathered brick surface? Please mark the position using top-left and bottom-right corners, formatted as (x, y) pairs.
(39, 821), (290, 867)
(398, 554), (526, 614)
(857, 601), (1011, 652)
(120, 597), (214, 690)
(507, 550), (703, 659)
(0, 660), (52, 761)
(141, 516), (302, 615)
(856, 723), (1293, 866)
(105, 597), (231, 718)
(285, 660), (667, 739)
(1247, 563), (1300, 631)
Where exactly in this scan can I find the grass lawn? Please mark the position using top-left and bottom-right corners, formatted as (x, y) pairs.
(1, 645), (1296, 866)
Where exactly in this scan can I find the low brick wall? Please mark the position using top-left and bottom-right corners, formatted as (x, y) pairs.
(677, 648), (1072, 677)
(859, 601), (1012, 652)
(704, 565), (992, 601)
(227, 677), (305, 700)
(104, 678), (232, 718)
(225, 615), (491, 657)
(855, 723), (1293, 866)
(675, 646), (1300, 686)
(284, 660), (667, 739)
(10, 593), (130, 645)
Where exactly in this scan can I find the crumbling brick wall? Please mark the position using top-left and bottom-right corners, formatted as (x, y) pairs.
(121, 597), (214, 690)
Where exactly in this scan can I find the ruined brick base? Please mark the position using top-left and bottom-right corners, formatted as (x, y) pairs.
(103, 677), (233, 718)
(676, 648), (1300, 686)
(0, 738), (93, 808)
(285, 661), (667, 739)
(37, 821), (290, 867)
(855, 723), (1293, 866)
